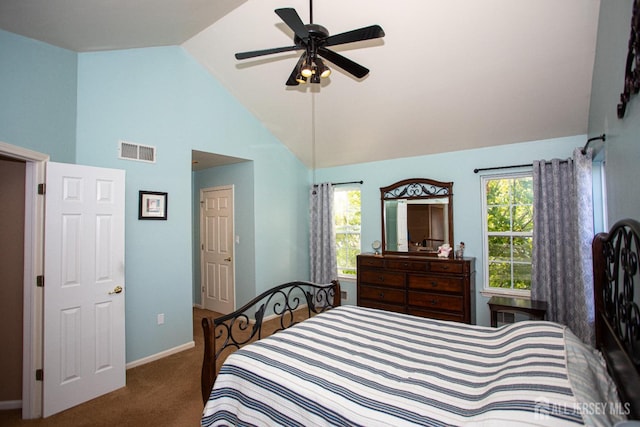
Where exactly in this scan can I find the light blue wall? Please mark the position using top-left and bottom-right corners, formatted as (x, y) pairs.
(589, 0), (640, 226)
(0, 30), (77, 162)
(76, 47), (198, 361)
(192, 161), (257, 307)
(75, 46), (310, 362)
(315, 136), (584, 326)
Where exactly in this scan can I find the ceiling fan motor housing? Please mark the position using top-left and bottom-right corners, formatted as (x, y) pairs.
(294, 24), (330, 47)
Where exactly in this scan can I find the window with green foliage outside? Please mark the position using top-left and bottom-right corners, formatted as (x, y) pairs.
(334, 188), (361, 277)
(482, 174), (533, 293)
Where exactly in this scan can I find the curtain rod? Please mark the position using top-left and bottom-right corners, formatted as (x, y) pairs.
(581, 133), (606, 154)
(313, 180), (363, 186)
(333, 180), (363, 186)
(473, 134), (606, 174)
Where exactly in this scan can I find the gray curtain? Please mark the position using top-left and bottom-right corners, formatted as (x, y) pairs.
(531, 147), (594, 345)
(310, 183), (337, 283)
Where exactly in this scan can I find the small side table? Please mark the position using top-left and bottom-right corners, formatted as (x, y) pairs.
(488, 296), (548, 327)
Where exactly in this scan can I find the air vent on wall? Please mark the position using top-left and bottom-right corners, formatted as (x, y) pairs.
(118, 140), (156, 163)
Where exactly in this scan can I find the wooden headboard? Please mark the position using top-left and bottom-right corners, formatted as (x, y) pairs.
(593, 219), (640, 419)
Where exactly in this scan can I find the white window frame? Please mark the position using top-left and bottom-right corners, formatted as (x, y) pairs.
(481, 172), (533, 297)
(334, 186), (361, 279)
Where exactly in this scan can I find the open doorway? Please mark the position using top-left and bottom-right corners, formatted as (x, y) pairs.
(0, 142), (48, 419)
(0, 156), (26, 409)
(191, 150), (253, 315)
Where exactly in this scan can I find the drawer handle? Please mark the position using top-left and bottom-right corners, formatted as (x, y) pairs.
(430, 281), (438, 287)
(430, 299), (439, 305)
(378, 275), (385, 282)
(441, 265), (449, 270)
(403, 262), (409, 267)
(378, 292), (385, 298)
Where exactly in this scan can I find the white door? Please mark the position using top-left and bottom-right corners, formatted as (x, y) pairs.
(43, 162), (125, 417)
(201, 186), (235, 314)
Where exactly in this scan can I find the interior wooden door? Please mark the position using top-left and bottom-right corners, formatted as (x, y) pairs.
(43, 162), (125, 417)
(200, 185), (235, 314)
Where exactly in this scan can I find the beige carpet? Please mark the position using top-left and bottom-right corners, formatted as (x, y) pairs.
(0, 307), (219, 427)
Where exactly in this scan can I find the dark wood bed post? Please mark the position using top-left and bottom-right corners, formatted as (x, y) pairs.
(200, 280), (342, 404)
(332, 279), (342, 308)
(591, 219), (640, 419)
(592, 231), (606, 348)
(201, 316), (216, 404)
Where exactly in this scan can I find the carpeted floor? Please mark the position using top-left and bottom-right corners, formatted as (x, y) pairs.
(0, 307), (220, 427)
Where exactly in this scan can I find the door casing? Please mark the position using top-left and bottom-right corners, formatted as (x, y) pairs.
(0, 142), (48, 419)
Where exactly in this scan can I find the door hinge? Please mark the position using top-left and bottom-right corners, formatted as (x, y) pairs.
(36, 275), (44, 287)
(38, 183), (46, 195)
(36, 369), (43, 381)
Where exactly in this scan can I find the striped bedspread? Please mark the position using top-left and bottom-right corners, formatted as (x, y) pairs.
(201, 305), (618, 426)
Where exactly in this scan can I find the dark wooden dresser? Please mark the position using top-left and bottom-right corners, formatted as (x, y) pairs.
(357, 253), (476, 324)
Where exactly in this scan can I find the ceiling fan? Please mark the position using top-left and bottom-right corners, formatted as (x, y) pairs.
(234, 0), (385, 86)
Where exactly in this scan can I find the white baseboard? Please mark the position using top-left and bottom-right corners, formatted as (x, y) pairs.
(193, 303), (204, 309)
(126, 341), (195, 370)
(0, 400), (22, 410)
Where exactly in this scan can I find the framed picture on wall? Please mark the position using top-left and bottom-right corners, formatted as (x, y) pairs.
(138, 191), (168, 220)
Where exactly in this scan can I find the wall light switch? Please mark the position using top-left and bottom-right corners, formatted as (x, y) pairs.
(157, 313), (165, 325)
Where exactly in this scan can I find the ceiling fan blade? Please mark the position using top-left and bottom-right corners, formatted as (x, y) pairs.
(286, 52), (308, 86)
(235, 45), (302, 60)
(318, 48), (369, 78)
(325, 25), (385, 47)
(275, 8), (310, 42)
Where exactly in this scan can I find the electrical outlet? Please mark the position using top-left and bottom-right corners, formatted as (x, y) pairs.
(341, 291), (347, 300)
(157, 313), (165, 325)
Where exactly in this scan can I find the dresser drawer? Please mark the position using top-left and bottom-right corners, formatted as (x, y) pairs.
(429, 262), (463, 274)
(408, 292), (463, 312)
(408, 275), (463, 293)
(385, 259), (427, 272)
(359, 270), (404, 288)
(358, 256), (384, 268)
(359, 285), (405, 305)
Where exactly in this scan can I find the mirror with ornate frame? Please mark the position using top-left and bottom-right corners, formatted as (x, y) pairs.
(381, 178), (454, 256)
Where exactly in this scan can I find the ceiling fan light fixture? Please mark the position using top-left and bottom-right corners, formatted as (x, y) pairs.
(316, 57), (331, 78)
(295, 74), (308, 84)
(310, 73), (321, 84)
(300, 60), (313, 78)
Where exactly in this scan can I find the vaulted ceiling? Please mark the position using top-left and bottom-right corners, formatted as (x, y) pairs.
(0, 0), (601, 169)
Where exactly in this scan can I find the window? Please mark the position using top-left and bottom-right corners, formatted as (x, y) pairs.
(482, 173), (533, 295)
(334, 188), (361, 278)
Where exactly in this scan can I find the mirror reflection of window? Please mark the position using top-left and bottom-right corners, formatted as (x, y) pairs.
(397, 200), (408, 251)
(385, 200), (398, 251)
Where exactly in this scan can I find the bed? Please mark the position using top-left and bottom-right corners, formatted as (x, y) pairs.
(201, 219), (640, 426)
